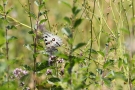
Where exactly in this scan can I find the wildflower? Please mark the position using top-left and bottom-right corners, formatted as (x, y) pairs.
(57, 58), (64, 63)
(60, 69), (64, 75)
(20, 82), (25, 87)
(46, 69), (52, 75)
(23, 87), (31, 90)
(48, 55), (56, 65)
(13, 68), (28, 79)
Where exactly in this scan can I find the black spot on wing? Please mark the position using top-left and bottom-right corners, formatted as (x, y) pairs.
(52, 38), (55, 41)
(56, 42), (61, 46)
(45, 39), (47, 41)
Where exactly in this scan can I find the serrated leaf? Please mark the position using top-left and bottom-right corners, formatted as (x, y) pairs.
(48, 77), (60, 82)
(61, 27), (72, 38)
(64, 16), (71, 24)
(74, 19), (82, 28)
(39, 19), (47, 24)
(73, 43), (86, 51)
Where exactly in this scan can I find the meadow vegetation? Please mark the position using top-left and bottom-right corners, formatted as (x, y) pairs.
(0, 0), (135, 90)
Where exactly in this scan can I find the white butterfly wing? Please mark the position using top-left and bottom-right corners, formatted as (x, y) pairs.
(43, 32), (62, 48)
(50, 35), (62, 47)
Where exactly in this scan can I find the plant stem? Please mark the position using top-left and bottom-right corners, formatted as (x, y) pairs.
(3, 0), (9, 88)
(43, 3), (51, 31)
(28, 0), (37, 89)
(121, 0), (130, 36)
(88, 0), (96, 67)
(132, 0), (134, 35)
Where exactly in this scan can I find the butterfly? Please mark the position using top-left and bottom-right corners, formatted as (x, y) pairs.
(43, 32), (62, 55)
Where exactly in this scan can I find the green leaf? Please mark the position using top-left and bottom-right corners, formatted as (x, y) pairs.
(74, 19), (82, 28)
(60, 0), (71, 8)
(67, 38), (73, 45)
(23, 44), (32, 50)
(0, 5), (3, 11)
(23, 65), (31, 70)
(103, 59), (114, 69)
(56, 52), (68, 60)
(39, 11), (46, 17)
(102, 78), (111, 87)
(39, 4), (44, 10)
(89, 49), (98, 54)
(73, 43), (86, 51)
(72, 6), (77, 14)
(120, 28), (130, 34)
(39, 19), (47, 24)
(6, 7), (13, 15)
(8, 36), (17, 42)
(118, 58), (123, 68)
(6, 25), (17, 30)
(114, 72), (126, 80)
(3, 0), (8, 6)
(74, 8), (81, 15)
(28, 30), (34, 34)
(48, 77), (60, 83)
(64, 16), (71, 24)
(72, 6), (81, 16)
(0, 53), (4, 59)
(33, 52), (39, 58)
(51, 86), (63, 90)
(36, 61), (49, 71)
(61, 27), (72, 38)
(97, 51), (105, 57)
(37, 44), (44, 50)
(29, 12), (37, 19)
(34, 0), (39, 6)
(89, 72), (96, 79)
(96, 68), (103, 75)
